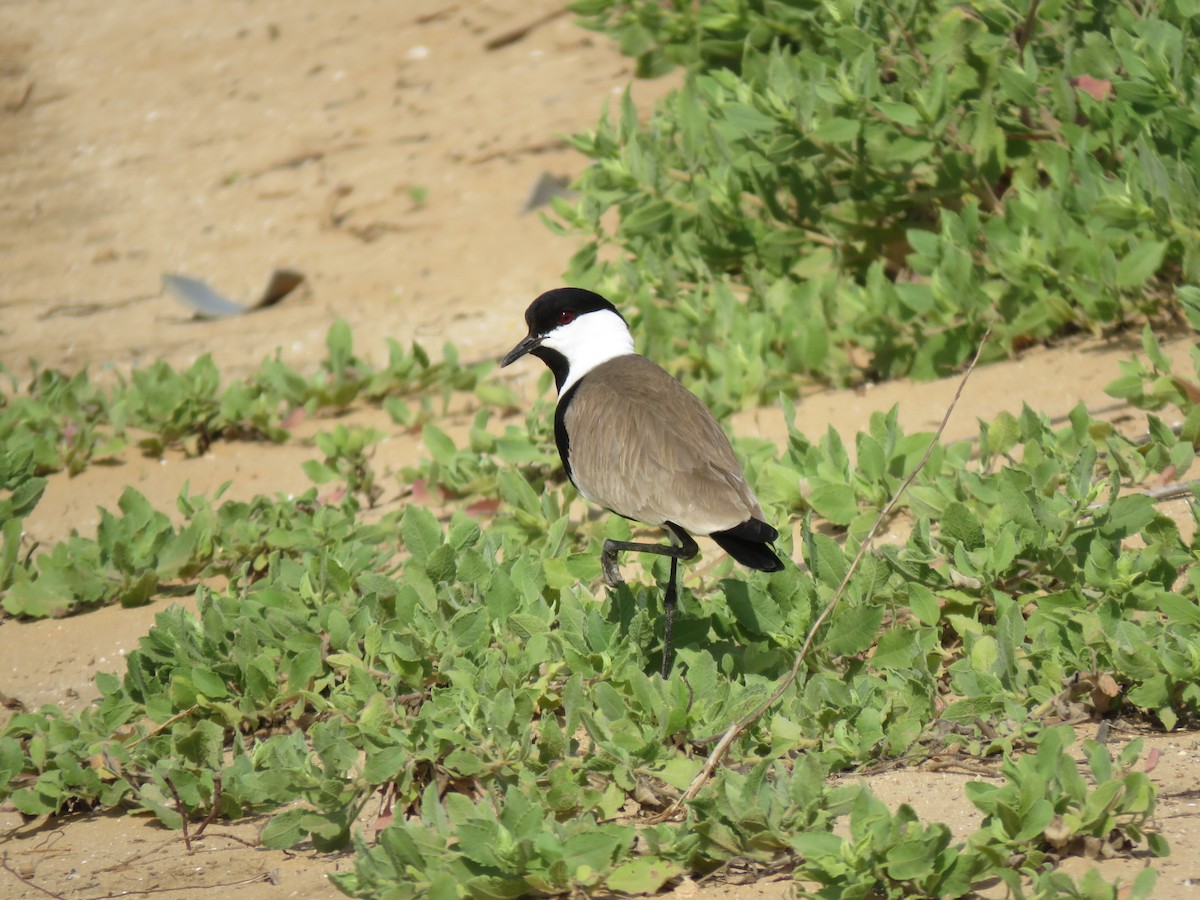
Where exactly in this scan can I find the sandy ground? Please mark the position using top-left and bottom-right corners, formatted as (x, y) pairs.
(1, 1), (1198, 897)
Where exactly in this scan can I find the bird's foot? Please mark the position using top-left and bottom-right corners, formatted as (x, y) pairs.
(601, 543), (624, 588)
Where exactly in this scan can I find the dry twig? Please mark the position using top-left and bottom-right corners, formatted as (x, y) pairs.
(193, 774), (223, 839)
(1, 852), (65, 899)
(163, 776), (193, 851)
(661, 325), (994, 817)
(466, 138), (567, 166)
(484, 7), (569, 50)
(125, 706), (199, 749)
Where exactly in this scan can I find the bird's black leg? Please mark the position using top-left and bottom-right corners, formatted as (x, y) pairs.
(662, 555), (679, 678)
(600, 526), (698, 677)
(600, 529), (699, 586)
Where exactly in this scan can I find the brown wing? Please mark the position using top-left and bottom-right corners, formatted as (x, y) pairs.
(563, 355), (765, 535)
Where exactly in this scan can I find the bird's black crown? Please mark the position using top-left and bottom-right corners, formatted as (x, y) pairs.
(525, 287), (625, 336)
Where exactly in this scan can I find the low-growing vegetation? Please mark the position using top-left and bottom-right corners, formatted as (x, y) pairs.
(557, 0), (1200, 415)
(0, 318), (516, 481)
(1, 319), (1195, 897)
(4, 0), (1200, 894)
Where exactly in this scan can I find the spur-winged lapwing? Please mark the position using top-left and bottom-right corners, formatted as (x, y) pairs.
(501, 287), (784, 676)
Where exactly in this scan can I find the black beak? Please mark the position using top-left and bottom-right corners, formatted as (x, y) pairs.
(501, 334), (542, 367)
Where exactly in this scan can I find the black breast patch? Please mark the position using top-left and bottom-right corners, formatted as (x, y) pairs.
(554, 381), (581, 487)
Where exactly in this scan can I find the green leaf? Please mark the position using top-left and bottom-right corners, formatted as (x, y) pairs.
(812, 117), (860, 143)
(1178, 286), (1200, 330)
(876, 100), (921, 127)
(940, 501), (984, 549)
(10, 786), (58, 816)
(1156, 592), (1200, 626)
(884, 832), (940, 880)
(791, 831), (845, 857)
(907, 583), (940, 625)
(825, 604), (884, 656)
(449, 607), (488, 651)
(606, 857), (684, 893)
(983, 411), (1020, 456)
(654, 757), (702, 791)
(1115, 240), (1167, 288)
(4, 477), (46, 521)
(942, 696), (1003, 722)
(2, 580), (69, 618)
(0, 736), (25, 780)
(475, 380), (519, 409)
(260, 808), (310, 849)
(806, 532), (848, 588)
(807, 483), (858, 526)
(1147, 832), (1170, 858)
(301, 460), (338, 484)
(724, 580), (785, 637)
(191, 667), (228, 699)
(425, 543), (457, 583)
(401, 504), (442, 564)
(422, 424), (457, 465)
(325, 318), (353, 360)
(444, 748), (484, 776)
(871, 627), (923, 669)
(1101, 493), (1156, 538)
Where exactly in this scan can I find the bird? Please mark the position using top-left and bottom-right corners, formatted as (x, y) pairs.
(500, 287), (784, 676)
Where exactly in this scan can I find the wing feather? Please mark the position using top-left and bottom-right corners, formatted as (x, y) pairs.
(564, 356), (765, 534)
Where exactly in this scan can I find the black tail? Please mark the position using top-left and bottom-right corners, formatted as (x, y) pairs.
(710, 519), (785, 572)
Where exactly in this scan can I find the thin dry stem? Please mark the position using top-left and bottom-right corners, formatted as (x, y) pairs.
(662, 325), (994, 816)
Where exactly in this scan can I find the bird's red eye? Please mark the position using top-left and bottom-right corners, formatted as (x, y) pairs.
(557, 310), (576, 325)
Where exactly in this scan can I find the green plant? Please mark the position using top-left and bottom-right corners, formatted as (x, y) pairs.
(1, 487), (214, 618)
(339, 781), (639, 898)
(966, 728), (1166, 891)
(303, 425), (386, 508)
(404, 405), (560, 503)
(557, 0), (1200, 409)
(0, 364), (125, 475)
(0, 321), (518, 485)
(1106, 324), (1200, 445)
(5, 319), (1195, 896)
(793, 789), (987, 899)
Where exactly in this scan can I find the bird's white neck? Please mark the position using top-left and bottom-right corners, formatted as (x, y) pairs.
(542, 309), (636, 395)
